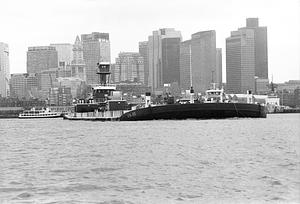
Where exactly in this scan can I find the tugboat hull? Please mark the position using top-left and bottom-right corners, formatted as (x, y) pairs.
(119, 103), (266, 121)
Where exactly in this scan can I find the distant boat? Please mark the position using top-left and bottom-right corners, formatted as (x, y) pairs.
(18, 107), (61, 119)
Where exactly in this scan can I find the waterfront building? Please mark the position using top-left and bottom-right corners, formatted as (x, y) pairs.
(10, 74), (27, 99)
(179, 40), (191, 91)
(114, 52), (144, 84)
(276, 80), (300, 92)
(148, 28), (181, 91)
(139, 41), (149, 86)
(27, 46), (58, 74)
(191, 30), (216, 93)
(216, 48), (222, 87)
(37, 68), (58, 99)
(50, 43), (73, 68)
(70, 36), (86, 81)
(226, 28), (255, 94)
(54, 77), (85, 98)
(49, 86), (72, 106)
(81, 32), (110, 85)
(0, 42), (10, 97)
(255, 78), (269, 94)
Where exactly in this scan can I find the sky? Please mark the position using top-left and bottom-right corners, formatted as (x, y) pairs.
(0, 0), (299, 83)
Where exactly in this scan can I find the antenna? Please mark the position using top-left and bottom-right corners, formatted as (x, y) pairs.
(189, 44), (192, 87)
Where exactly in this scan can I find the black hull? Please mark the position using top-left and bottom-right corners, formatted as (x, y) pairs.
(119, 103), (266, 121)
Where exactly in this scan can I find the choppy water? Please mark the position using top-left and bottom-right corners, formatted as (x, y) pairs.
(0, 114), (299, 204)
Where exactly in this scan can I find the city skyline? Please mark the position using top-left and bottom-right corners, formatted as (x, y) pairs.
(0, 0), (299, 83)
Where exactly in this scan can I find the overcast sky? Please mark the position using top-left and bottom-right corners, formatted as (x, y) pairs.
(0, 0), (299, 83)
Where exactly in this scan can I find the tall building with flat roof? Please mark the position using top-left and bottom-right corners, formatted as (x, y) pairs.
(0, 42), (10, 97)
(226, 28), (255, 93)
(246, 18), (268, 79)
(114, 52), (144, 84)
(191, 30), (216, 93)
(139, 41), (149, 86)
(180, 40), (191, 91)
(216, 48), (222, 87)
(148, 28), (181, 91)
(27, 46), (58, 74)
(226, 18), (267, 94)
(81, 32), (111, 85)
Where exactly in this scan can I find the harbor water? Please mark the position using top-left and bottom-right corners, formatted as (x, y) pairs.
(0, 114), (299, 203)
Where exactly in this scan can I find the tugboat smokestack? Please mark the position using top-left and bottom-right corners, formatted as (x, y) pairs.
(190, 87), (195, 104)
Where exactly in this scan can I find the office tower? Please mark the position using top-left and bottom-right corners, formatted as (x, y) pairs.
(139, 41), (149, 86)
(81, 32), (111, 84)
(226, 29), (255, 93)
(246, 18), (268, 79)
(180, 40), (191, 91)
(10, 74), (27, 98)
(37, 68), (58, 99)
(27, 46), (58, 74)
(50, 43), (73, 68)
(216, 48), (222, 87)
(148, 28), (181, 91)
(0, 42), (10, 97)
(191, 30), (216, 93)
(10, 73), (39, 99)
(70, 36), (86, 81)
(114, 52), (144, 84)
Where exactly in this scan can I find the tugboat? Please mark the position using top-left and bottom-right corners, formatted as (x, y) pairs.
(119, 85), (267, 121)
(63, 62), (129, 121)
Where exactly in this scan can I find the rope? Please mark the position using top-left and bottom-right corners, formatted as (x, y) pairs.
(233, 102), (239, 117)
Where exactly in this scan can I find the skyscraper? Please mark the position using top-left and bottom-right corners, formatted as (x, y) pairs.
(139, 41), (149, 86)
(216, 48), (222, 87)
(148, 28), (181, 91)
(226, 29), (255, 93)
(81, 32), (111, 85)
(114, 52), (144, 84)
(50, 43), (73, 68)
(27, 46), (58, 74)
(246, 18), (268, 79)
(71, 36), (86, 81)
(0, 42), (10, 97)
(191, 30), (216, 93)
(179, 40), (191, 91)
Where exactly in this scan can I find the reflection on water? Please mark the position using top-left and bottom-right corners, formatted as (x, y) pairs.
(0, 114), (299, 203)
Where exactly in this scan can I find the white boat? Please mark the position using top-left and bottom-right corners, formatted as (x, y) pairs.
(18, 107), (62, 119)
(204, 84), (227, 103)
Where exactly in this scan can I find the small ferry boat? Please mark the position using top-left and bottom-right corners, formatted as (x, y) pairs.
(18, 108), (62, 119)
